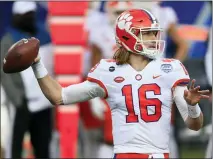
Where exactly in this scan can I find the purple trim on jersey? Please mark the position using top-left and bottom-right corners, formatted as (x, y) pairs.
(178, 81), (189, 85)
(141, 9), (154, 23)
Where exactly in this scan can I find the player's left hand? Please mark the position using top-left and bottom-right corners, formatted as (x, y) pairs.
(184, 79), (210, 106)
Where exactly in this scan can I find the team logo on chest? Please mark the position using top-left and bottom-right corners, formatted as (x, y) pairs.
(114, 76), (125, 83)
(161, 64), (173, 73)
(135, 74), (142, 81)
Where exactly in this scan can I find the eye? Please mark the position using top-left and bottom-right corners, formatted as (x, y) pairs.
(153, 31), (158, 36)
(142, 31), (149, 35)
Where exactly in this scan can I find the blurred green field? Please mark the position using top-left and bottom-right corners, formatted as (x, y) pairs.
(180, 144), (206, 158)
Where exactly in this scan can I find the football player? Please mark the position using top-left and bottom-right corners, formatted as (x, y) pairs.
(134, 2), (189, 157)
(31, 9), (209, 158)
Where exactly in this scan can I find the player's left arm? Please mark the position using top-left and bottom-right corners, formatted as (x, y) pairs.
(173, 80), (209, 131)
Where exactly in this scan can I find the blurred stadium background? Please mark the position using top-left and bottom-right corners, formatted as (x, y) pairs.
(0, 1), (212, 158)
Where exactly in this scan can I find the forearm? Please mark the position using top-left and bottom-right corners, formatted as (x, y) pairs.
(174, 86), (203, 131)
(37, 75), (63, 105)
(32, 60), (106, 105)
(32, 60), (63, 105)
(185, 111), (203, 131)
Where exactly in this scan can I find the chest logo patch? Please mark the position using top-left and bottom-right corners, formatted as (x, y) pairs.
(114, 76), (125, 83)
(161, 64), (173, 73)
(153, 75), (162, 79)
(135, 74), (142, 81)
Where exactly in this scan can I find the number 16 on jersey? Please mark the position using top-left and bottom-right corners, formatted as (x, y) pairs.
(122, 83), (162, 123)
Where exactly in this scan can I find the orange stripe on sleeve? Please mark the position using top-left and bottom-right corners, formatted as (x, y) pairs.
(87, 77), (108, 98)
(172, 78), (190, 88)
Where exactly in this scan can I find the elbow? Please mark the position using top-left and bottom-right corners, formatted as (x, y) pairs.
(49, 97), (63, 106)
(188, 124), (202, 131)
(186, 115), (203, 131)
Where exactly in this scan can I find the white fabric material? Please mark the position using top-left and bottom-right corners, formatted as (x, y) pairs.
(22, 43), (53, 112)
(12, 2), (37, 14)
(169, 126), (179, 158)
(173, 86), (189, 121)
(60, 58), (191, 154)
(89, 97), (107, 120)
(187, 104), (201, 118)
(98, 144), (113, 158)
(205, 27), (212, 86)
(1, 86), (11, 149)
(32, 60), (48, 79)
(87, 58), (189, 153)
(173, 86), (201, 120)
(62, 81), (105, 105)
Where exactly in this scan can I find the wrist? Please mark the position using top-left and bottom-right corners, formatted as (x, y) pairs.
(31, 60), (48, 79)
(187, 104), (201, 118)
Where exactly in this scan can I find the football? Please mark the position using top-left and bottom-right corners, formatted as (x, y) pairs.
(3, 37), (40, 73)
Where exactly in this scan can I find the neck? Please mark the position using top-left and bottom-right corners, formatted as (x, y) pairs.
(128, 53), (151, 71)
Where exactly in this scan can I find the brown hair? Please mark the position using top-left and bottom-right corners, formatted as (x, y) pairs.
(113, 47), (131, 65)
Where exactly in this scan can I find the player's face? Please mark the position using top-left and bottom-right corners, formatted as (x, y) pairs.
(140, 30), (158, 41)
(138, 30), (159, 49)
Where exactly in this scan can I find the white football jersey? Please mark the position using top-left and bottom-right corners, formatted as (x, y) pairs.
(87, 58), (190, 153)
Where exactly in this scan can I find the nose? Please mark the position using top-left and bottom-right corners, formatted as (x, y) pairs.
(150, 32), (157, 40)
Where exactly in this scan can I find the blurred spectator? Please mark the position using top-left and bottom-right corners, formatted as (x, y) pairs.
(204, 26), (212, 158)
(1, 85), (11, 158)
(205, 27), (212, 87)
(0, 2), (54, 158)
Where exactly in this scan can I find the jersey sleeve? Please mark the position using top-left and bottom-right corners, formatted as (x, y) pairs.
(62, 81), (106, 105)
(169, 60), (190, 89)
(87, 59), (109, 98)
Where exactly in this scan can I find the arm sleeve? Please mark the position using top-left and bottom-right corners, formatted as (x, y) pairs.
(173, 86), (201, 122)
(173, 86), (188, 121)
(61, 80), (105, 105)
(87, 59), (109, 98)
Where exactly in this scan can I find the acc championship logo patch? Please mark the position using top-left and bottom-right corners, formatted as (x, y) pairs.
(161, 64), (173, 73)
